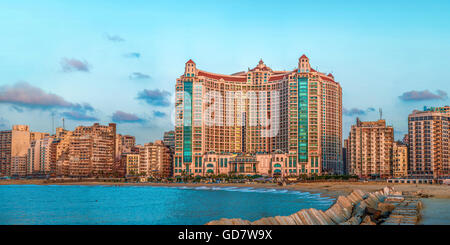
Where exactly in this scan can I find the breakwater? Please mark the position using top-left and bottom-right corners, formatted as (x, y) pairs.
(205, 186), (423, 225)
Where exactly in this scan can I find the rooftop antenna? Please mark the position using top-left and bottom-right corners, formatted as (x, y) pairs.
(62, 117), (65, 130)
(379, 108), (383, 120)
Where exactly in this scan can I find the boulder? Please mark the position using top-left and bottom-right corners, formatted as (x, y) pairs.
(352, 201), (368, 218)
(373, 190), (386, 202)
(284, 216), (297, 225)
(251, 217), (271, 225)
(309, 209), (335, 225)
(274, 216), (286, 225)
(297, 210), (315, 225)
(365, 207), (378, 215)
(212, 218), (233, 225)
(346, 191), (364, 204)
(360, 215), (376, 225)
(306, 209), (326, 225)
(354, 189), (369, 199)
(378, 203), (396, 214)
(325, 203), (347, 224)
(289, 213), (304, 225)
(364, 194), (380, 209)
(267, 216), (280, 225)
(231, 219), (251, 225)
(340, 216), (362, 225)
(336, 196), (353, 217)
(205, 220), (220, 225)
(274, 216), (296, 225)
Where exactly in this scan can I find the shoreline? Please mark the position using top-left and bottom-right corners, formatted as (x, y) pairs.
(1, 179), (449, 199)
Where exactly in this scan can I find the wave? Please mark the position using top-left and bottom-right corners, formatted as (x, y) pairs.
(175, 185), (334, 201)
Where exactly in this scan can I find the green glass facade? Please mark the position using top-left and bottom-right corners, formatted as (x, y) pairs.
(298, 77), (308, 162)
(183, 81), (193, 163)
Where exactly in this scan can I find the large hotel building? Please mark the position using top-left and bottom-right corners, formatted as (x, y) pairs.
(408, 106), (449, 179)
(174, 55), (343, 177)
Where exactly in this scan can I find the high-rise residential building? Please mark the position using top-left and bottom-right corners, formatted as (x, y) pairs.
(346, 118), (394, 179)
(123, 153), (140, 176)
(392, 142), (408, 178)
(0, 125), (31, 176)
(343, 139), (349, 175)
(174, 55), (343, 176)
(30, 132), (50, 142)
(115, 134), (136, 160)
(138, 140), (172, 178)
(402, 133), (409, 146)
(0, 130), (12, 176)
(67, 123), (116, 177)
(408, 106), (449, 179)
(27, 136), (54, 175)
(163, 130), (175, 151)
(0, 125), (53, 177)
(53, 127), (72, 176)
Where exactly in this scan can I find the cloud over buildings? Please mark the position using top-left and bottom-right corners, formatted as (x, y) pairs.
(343, 108), (366, 116)
(60, 58), (90, 72)
(105, 33), (125, 42)
(123, 52), (141, 58)
(129, 72), (150, 80)
(61, 111), (98, 122)
(399, 90), (448, 101)
(112, 110), (144, 123)
(343, 107), (378, 116)
(153, 110), (167, 118)
(0, 82), (94, 112)
(137, 89), (171, 107)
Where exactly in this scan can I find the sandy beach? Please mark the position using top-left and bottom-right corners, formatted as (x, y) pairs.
(1, 179), (449, 199)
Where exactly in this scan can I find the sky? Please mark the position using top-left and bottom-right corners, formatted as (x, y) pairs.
(0, 0), (449, 144)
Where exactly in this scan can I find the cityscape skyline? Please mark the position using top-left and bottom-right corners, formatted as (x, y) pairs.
(1, 105), (448, 179)
(1, 0), (450, 145)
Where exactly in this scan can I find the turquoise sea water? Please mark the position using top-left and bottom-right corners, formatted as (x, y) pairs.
(0, 185), (334, 225)
(420, 198), (450, 225)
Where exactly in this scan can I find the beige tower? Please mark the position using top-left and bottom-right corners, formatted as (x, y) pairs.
(346, 119), (394, 179)
(408, 106), (449, 179)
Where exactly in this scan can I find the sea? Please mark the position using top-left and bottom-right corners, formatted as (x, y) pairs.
(0, 184), (335, 225)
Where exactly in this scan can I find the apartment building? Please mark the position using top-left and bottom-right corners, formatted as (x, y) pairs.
(67, 123), (116, 177)
(408, 106), (449, 179)
(346, 119), (394, 179)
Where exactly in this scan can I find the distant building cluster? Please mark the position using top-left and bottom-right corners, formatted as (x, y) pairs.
(0, 123), (173, 178)
(1, 55), (449, 181)
(344, 106), (449, 180)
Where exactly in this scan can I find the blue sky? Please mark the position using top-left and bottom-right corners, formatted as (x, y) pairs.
(0, 0), (449, 144)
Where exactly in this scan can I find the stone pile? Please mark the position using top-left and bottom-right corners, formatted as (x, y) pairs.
(205, 186), (421, 225)
(382, 195), (423, 225)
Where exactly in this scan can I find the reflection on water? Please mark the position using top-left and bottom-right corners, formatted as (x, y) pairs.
(0, 185), (334, 225)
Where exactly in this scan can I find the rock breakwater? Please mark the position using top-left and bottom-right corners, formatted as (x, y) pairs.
(205, 186), (423, 225)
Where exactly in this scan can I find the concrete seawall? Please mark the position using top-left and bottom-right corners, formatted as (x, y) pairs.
(205, 186), (423, 225)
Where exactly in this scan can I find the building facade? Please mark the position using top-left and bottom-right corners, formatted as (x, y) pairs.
(392, 142), (408, 178)
(138, 140), (172, 178)
(67, 123), (116, 177)
(346, 119), (394, 179)
(115, 134), (136, 161)
(174, 55), (343, 177)
(408, 106), (449, 179)
(27, 136), (54, 175)
(1, 125), (32, 176)
(124, 153), (140, 176)
(163, 130), (175, 152)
